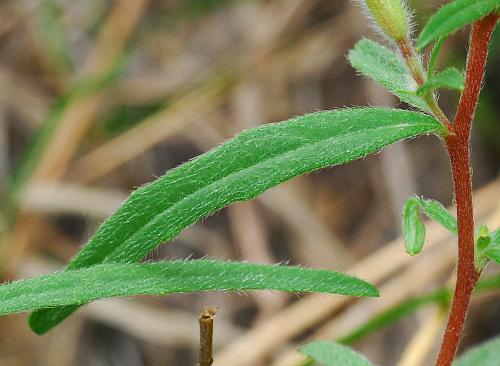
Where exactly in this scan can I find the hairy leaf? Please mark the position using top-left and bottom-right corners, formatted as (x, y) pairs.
(454, 336), (500, 366)
(403, 199), (426, 255)
(0, 260), (378, 317)
(402, 196), (457, 255)
(418, 0), (500, 50)
(417, 67), (465, 96)
(301, 341), (373, 366)
(30, 108), (445, 333)
(413, 197), (458, 233)
(427, 36), (448, 78)
(348, 39), (429, 111)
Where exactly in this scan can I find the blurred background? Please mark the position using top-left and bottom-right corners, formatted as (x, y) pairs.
(0, 0), (499, 365)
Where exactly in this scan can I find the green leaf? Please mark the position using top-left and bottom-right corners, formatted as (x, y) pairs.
(453, 336), (500, 366)
(474, 226), (500, 270)
(30, 107), (445, 334)
(413, 197), (458, 234)
(348, 38), (429, 111)
(402, 196), (457, 255)
(427, 36), (448, 78)
(490, 229), (500, 244)
(417, 0), (500, 50)
(417, 67), (465, 96)
(301, 341), (374, 366)
(402, 199), (426, 255)
(0, 260), (378, 317)
(483, 229), (500, 264)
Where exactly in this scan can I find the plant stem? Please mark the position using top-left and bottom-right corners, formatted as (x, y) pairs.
(198, 307), (217, 366)
(398, 38), (426, 85)
(397, 38), (452, 130)
(435, 13), (499, 366)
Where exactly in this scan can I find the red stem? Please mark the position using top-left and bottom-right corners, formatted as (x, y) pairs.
(436, 13), (499, 366)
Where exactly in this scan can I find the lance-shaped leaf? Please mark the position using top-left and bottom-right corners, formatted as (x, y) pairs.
(402, 196), (457, 255)
(0, 260), (378, 316)
(417, 67), (465, 96)
(30, 108), (445, 334)
(301, 341), (374, 366)
(453, 335), (500, 366)
(427, 36), (448, 78)
(348, 38), (429, 111)
(417, 0), (500, 50)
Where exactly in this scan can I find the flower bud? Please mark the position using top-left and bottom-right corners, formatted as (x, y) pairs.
(364, 0), (409, 41)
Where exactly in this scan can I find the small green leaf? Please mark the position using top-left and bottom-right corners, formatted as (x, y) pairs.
(414, 197), (457, 234)
(30, 108), (445, 334)
(402, 199), (426, 255)
(474, 226), (500, 270)
(483, 229), (500, 264)
(348, 39), (429, 111)
(453, 336), (500, 366)
(490, 229), (500, 243)
(301, 341), (374, 366)
(417, 67), (465, 96)
(427, 36), (448, 78)
(417, 0), (500, 50)
(477, 226), (492, 250)
(402, 196), (457, 255)
(0, 260), (378, 318)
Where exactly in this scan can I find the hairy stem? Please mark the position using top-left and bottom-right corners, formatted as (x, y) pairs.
(397, 38), (452, 130)
(199, 307), (216, 366)
(436, 13), (499, 366)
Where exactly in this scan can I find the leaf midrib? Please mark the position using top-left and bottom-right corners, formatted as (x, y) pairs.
(106, 121), (440, 262)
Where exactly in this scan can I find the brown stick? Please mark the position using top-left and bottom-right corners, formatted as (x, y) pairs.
(436, 13), (499, 366)
(198, 307), (217, 366)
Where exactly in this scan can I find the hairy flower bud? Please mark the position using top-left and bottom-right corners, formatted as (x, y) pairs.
(364, 0), (409, 41)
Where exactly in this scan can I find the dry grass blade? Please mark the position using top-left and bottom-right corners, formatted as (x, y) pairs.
(19, 182), (127, 218)
(396, 307), (447, 366)
(4, 0), (148, 272)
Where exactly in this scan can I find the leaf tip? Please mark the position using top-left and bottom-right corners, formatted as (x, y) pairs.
(366, 283), (380, 297)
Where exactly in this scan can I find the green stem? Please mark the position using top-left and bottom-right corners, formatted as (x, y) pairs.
(397, 38), (452, 130)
